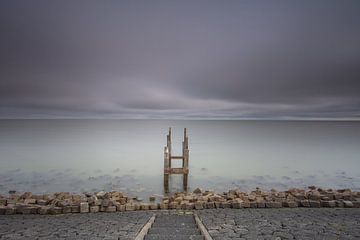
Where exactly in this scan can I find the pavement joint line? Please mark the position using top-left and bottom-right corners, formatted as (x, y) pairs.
(194, 213), (213, 240)
(134, 214), (156, 240)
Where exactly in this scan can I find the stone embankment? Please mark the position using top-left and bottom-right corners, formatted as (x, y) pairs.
(0, 186), (359, 215)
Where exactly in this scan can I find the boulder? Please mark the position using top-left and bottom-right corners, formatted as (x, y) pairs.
(80, 202), (89, 213)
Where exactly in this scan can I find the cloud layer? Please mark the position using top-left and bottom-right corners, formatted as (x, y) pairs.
(1, 1), (360, 119)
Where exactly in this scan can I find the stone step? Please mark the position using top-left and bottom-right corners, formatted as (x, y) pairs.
(148, 227), (200, 235)
(145, 234), (204, 240)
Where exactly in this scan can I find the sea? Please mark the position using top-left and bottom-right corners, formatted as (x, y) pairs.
(0, 119), (359, 200)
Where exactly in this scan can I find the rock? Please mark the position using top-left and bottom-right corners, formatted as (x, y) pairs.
(257, 202), (266, 208)
(140, 204), (149, 210)
(38, 206), (50, 215)
(0, 206), (6, 215)
(49, 207), (62, 215)
(343, 200), (354, 208)
(80, 202), (89, 213)
(125, 204), (135, 211)
(8, 190), (16, 194)
(149, 196), (156, 202)
(282, 201), (298, 208)
(266, 202), (282, 208)
(205, 202), (215, 209)
(250, 202), (257, 208)
(159, 203), (168, 209)
(193, 188), (202, 194)
(118, 205), (126, 212)
(321, 200), (336, 208)
(106, 206), (117, 212)
(0, 199), (7, 205)
(300, 200), (310, 207)
(62, 206), (72, 214)
(194, 202), (204, 210)
(220, 202), (231, 208)
(36, 199), (48, 205)
(5, 207), (15, 215)
(309, 200), (321, 208)
(149, 204), (158, 210)
(231, 202), (242, 209)
(96, 191), (106, 199)
(71, 205), (80, 213)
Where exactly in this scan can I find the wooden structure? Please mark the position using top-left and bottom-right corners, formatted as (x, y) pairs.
(163, 127), (189, 193)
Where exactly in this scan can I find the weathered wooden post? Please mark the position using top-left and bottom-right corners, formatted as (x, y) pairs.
(163, 127), (189, 193)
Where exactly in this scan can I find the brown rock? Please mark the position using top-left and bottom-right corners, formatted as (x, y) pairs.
(194, 202), (204, 210)
(80, 202), (89, 213)
(106, 206), (117, 212)
(309, 200), (321, 208)
(321, 200), (336, 208)
(300, 200), (310, 207)
(90, 206), (99, 213)
(71, 205), (80, 213)
(343, 200), (354, 208)
(62, 206), (72, 214)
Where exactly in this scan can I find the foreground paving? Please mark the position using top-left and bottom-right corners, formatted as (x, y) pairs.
(0, 209), (359, 239)
(197, 208), (360, 240)
(0, 212), (152, 240)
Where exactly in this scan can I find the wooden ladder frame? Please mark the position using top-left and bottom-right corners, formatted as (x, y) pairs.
(163, 127), (189, 193)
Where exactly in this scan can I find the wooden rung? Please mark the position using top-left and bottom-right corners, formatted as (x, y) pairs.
(164, 168), (189, 174)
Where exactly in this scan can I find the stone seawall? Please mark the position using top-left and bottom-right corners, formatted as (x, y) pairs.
(0, 186), (359, 215)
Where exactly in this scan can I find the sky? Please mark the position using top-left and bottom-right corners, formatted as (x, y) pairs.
(0, 0), (360, 119)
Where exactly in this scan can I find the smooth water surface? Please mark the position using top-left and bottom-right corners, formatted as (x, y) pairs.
(0, 120), (359, 199)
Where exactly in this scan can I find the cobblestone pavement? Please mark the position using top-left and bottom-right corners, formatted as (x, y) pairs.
(1, 209), (360, 240)
(0, 212), (152, 240)
(197, 208), (360, 240)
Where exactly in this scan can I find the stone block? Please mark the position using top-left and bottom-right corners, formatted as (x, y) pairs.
(282, 201), (298, 208)
(150, 204), (158, 210)
(0, 199), (7, 205)
(89, 206), (100, 213)
(220, 202), (231, 208)
(71, 205), (80, 213)
(159, 203), (168, 209)
(300, 200), (310, 207)
(38, 206), (50, 215)
(343, 200), (354, 208)
(352, 201), (360, 208)
(231, 202), (242, 209)
(23, 207), (38, 214)
(106, 206), (116, 212)
(250, 202), (257, 208)
(140, 204), (149, 210)
(49, 207), (63, 215)
(125, 204), (135, 211)
(257, 202), (266, 208)
(62, 206), (72, 214)
(194, 202), (204, 210)
(36, 200), (48, 205)
(205, 202), (215, 209)
(309, 200), (321, 208)
(149, 196), (156, 202)
(93, 199), (102, 206)
(118, 205), (126, 212)
(335, 200), (344, 208)
(321, 200), (336, 208)
(5, 207), (16, 215)
(80, 202), (89, 213)
(242, 202), (250, 208)
(0, 206), (5, 215)
(266, 202), (282, 208)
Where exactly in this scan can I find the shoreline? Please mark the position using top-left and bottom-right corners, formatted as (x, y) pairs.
(1, 186), (359, 215)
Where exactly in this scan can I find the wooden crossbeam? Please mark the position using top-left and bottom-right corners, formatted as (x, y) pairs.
(164, 127), (189, 193)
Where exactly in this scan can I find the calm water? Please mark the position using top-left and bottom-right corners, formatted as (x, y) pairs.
(0, 120), (359, 199)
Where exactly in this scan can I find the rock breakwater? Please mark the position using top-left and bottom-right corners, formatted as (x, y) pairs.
(0, 187), (359, 215)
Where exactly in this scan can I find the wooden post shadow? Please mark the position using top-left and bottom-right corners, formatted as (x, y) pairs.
(163, 127), (189, 193)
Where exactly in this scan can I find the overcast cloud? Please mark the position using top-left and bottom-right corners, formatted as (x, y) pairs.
(1, 0), (360, 119)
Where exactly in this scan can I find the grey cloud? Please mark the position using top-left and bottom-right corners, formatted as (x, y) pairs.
(0, 0), (360, 119)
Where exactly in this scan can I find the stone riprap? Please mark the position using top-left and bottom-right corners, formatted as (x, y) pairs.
(0, 187), (359, 215)
(197, 208), (360, 240)
(0, 212), (152, 240)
